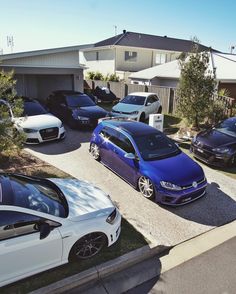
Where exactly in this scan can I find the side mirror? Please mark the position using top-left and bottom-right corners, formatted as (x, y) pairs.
(124, 153), (136, 160)
(146, 102), (152, 106)
(39, 222), (51, 240)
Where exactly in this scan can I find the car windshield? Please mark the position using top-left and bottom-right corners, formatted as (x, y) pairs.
(215, 117), (236, 138)
(8, 175), (68, 218)
(134, 132), (181, 161)
(121, 95), (146, 105)
(23, 102), (47, 116)
(66, 94), (96, 107)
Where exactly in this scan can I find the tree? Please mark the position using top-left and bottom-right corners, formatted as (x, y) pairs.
(0, 70), (24, 155)
(176, 44), (216, 129)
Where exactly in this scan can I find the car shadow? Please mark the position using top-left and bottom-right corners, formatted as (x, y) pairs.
(163, 182), (236, 226)
(26, 126), (92, 155)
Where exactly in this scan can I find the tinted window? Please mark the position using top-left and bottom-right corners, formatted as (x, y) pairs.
(215, 117), (236, 138)
(23, 102), (47, 116)
(100, 127), (135, 153)
(146, 95), (159, 104)
(0, 211), (40, 241)
(66, 94), (95, 107)
(121, 95), (146, 105)
(134, 132), (181, 161)
(9, 175), (68, 218)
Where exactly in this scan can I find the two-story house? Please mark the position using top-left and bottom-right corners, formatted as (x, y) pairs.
(80, 30), (210, 80)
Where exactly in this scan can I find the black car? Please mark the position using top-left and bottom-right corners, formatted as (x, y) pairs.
(47, 90), (108, 128)
(191, 116), (236, 167)
(94, 86), (118, 103)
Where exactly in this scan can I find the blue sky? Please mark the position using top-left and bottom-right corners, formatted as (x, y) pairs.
(0, 0), (236, 54)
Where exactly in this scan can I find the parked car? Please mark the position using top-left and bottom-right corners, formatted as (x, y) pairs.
(0, 97), (65, 144)
(94, 86), (118, 103)
(191, 116), (236, 167)
(0, 173), (121, 287)
(111, 92), (162, 122)
(47, 90), (108, 128)
(90, 118), (207, 205)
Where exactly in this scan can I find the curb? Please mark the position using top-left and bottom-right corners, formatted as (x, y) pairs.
(30, 244), (171, 294)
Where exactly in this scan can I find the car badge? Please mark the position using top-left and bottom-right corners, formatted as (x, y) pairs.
(192, 181), (198, 188)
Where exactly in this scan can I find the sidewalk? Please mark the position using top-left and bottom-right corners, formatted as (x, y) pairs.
(30, 220), (236, 294)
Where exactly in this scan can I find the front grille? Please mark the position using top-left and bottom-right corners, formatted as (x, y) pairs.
(177, 188), (206, 204)
(181, 177), (206, 190)
(40, 127), (59, 140)
(112, 110), (131, 115)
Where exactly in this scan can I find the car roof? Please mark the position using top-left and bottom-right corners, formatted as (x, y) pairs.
(102, 119), (160, 137)
(127, 92), (157, 97)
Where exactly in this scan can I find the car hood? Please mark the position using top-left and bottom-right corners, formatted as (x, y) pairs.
(145, 152), (205, 186)
(14, 114), (62, 129)
(112, 103), (142, 113)
(196, 129), (236, 148)
(50, 178), (115, 219)
(73, 106), (107, 119)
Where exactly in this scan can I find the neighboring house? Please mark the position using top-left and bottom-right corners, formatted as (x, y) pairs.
(80, 30), (211, 80)
(0, 44), (91, 102)
(129, 52), (236, 99)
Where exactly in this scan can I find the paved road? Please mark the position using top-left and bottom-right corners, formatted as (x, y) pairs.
(126, 237), (236, 294)
(26, 127), (236, 245)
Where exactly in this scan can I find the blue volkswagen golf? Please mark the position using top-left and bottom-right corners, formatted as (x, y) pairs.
(90, 119), (207, 206)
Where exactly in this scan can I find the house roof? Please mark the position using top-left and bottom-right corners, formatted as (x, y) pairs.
(94, 31), (214, 52)
(0, 44), (93, 61)
(129, 52), (236, 83)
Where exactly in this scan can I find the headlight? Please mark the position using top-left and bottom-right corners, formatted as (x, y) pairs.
(130, 111), (139, 115)
(77, 116), (89, 121)
(212, 147), (230, 153)
(160, 181), (182, 191)
(106, 208), (117, 224)
(23, 128), (37, 133)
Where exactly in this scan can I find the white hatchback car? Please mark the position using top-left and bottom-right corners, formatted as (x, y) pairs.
(0, 173), (121, 287)
(0, 98), (65, 144)
(111, 92), (162, 122)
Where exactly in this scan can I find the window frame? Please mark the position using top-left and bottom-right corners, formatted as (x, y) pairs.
(124, 51), (137, 62)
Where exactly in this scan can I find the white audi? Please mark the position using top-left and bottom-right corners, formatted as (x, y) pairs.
(0, 97), (65, 144)
(111, 92), (162, 122)
(0, 173), (121, 287)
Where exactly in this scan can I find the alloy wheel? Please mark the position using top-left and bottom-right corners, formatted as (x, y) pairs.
(138, 176), (155, 199)
(90, 143), (100, 160)
(73, 233), (106, 259)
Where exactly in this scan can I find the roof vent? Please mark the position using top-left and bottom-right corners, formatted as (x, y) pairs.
(164, 35), (167, 38)
(123, 30), (126, 34)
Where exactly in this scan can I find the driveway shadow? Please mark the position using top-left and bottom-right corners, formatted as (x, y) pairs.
(164, 182), (236, 226)
(26, 127), (92, 155)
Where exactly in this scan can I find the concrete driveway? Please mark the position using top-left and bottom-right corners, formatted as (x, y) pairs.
(25, 127), (236, 246)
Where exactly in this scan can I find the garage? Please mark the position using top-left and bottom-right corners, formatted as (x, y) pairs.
(0, 45), (88, 102)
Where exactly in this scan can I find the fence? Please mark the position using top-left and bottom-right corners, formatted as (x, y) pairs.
(84, 80), (235, 116)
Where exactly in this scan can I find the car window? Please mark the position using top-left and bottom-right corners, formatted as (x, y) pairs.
(100, 127), (135, 153)
(0, 211), (40, 241)
(215, 117), (236, 138)
(134, 132), (181, 161)
(121, 95), (146, 105)
(9, 175), (68, 218)
(22, 102), (48, 116)
(146, 95), (158, 104)
(66, 94), (95, 107)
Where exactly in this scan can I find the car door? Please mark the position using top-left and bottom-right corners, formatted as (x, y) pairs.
(0, 210), (62, 286)
(109, 132), (139, 186)
(145, 95), (159, 118)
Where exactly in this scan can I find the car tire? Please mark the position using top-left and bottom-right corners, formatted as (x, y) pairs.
(157, 106), (162, 114)
(69, 232), (107, 260)
(138, 176), (155, 200)
(90, 143), (100, 161)
(139, 113), (146, 123)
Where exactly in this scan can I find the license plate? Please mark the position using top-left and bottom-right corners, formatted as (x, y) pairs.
(45, 128), (54, 133)
(81, 121), (89, 124)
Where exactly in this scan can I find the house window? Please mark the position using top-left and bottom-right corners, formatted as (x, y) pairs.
(155, 53), (166, 64)
(125, 51), (137, 62)
(96, 51), (99, 61)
